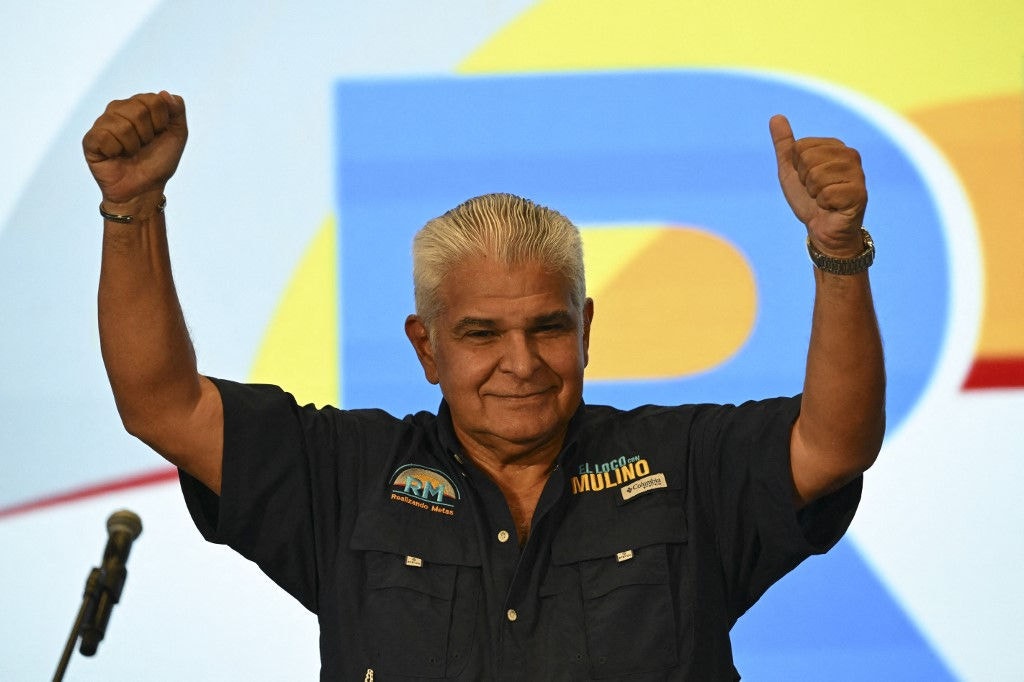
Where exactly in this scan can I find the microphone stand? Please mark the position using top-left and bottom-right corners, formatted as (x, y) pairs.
(54, 509), (141, 680)
(54, 567), (103, 681)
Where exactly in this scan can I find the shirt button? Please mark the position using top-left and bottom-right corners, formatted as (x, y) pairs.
(497, 529), (511, 543)
(506, 608), (518, 622)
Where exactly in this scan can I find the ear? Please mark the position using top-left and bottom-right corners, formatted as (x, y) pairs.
(405, 314), (440, 385)
(581, 298), (594, 368)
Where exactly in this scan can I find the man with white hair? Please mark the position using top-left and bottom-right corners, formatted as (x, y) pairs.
(84, 91), (883, 680)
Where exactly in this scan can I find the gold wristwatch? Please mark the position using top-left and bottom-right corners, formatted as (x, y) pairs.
(806, 228), (875, 275)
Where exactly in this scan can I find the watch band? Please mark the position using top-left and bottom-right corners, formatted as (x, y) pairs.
(806, 228), (875, 275)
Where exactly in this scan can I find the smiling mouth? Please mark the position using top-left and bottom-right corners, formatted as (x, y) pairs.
(490, 391), (550, 400)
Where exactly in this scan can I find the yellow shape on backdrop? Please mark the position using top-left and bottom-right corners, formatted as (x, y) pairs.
(249, 1), (1024, 398)
(908, 94), (1024, 356)
(459, 0), (1024, 110)
(581, 225), (662, 294)
(248, 217), (339, 407)
(582, 226), (756, 379)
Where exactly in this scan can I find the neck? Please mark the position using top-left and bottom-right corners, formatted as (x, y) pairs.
(461, 440), (561, 547)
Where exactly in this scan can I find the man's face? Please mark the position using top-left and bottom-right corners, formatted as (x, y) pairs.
(406, 257), (593, 464)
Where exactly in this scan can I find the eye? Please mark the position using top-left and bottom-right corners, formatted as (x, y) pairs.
(534, 321), (572, 335)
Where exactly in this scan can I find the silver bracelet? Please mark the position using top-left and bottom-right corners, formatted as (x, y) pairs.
(99, 195), (167, 224)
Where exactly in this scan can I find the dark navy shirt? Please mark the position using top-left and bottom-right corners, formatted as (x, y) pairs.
(181, 378), (860, 681)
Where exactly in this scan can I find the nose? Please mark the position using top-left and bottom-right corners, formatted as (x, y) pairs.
(498, 331), (541, 378)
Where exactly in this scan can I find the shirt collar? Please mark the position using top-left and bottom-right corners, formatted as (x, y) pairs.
(435, 399), (464, 464)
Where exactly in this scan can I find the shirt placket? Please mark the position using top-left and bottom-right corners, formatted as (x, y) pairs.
(499, 463), (569, 680)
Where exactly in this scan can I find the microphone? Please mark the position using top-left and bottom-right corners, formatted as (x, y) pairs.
(78, 510), (143, 656)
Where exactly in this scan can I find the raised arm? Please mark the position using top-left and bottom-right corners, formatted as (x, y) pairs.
(85, 92), (224, 493)
(769, 114), (886, 508)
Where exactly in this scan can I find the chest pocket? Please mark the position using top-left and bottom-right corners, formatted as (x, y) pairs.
(546, 483), (689, 679)
(351, 507), (481, 679)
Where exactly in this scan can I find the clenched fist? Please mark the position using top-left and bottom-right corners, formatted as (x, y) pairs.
(83, 91), (188, 216)
(770, 114), (867, 258)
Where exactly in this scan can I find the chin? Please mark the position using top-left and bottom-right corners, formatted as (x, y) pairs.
(493, 418), (561, 447)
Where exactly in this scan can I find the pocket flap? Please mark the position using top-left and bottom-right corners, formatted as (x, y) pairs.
(579, 544), (671, 599)
(552, 487), (687, 565)
(350, 506), (482, 567)
(363, 549), (458, 599)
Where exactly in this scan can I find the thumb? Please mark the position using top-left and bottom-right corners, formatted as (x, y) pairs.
(769, 114), (795, 172)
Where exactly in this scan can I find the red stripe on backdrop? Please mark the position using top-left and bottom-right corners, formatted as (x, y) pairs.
(0, 467), (179, 520)
(963, 357), (1024, 390)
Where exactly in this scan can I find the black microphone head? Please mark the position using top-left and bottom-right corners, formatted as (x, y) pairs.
(107, 509), (142, 540)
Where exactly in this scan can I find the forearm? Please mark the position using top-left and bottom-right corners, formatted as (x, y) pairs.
(99, 203), (197, 425)
(97, 195), (218, 472)
(791, 268), (886, 503)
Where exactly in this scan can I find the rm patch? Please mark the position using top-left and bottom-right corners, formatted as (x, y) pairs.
(389, 464), (460, 516)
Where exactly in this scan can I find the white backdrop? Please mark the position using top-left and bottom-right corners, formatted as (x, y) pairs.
(2, 2), (1023, 680)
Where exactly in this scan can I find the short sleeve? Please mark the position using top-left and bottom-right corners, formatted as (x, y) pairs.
(179, 377), (339, 613)
(693, 395), (862, 621)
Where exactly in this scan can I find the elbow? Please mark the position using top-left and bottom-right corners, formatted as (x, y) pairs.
(112, 394), (181, 453)
(859, 407), (887, 473)
(108, 375), (207, 449)
(117, 406), (165, 449)
(791, 406), (886, 507)
(833, 411), (885, 482)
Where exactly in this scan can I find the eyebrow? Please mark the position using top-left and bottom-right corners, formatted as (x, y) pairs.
(451, 310), (574, 333)
(531, 310), (574, 328)
(453, 317), (498, 333)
